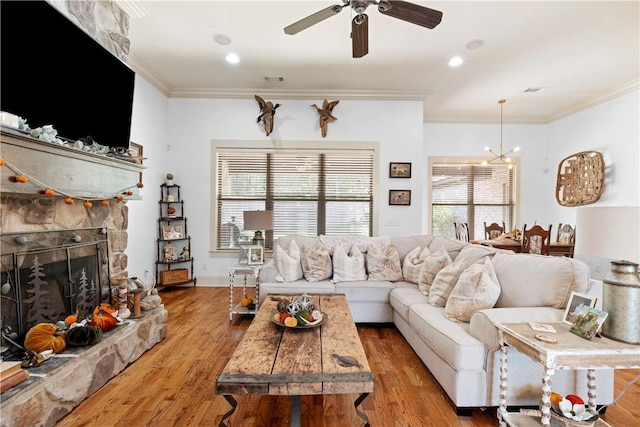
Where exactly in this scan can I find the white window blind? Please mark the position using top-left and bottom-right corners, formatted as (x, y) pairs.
(217, 149), (374, 250)
(431, 162), (516, 240)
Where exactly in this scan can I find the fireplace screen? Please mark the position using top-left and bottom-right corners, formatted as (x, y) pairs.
(1, 228), (110, 359)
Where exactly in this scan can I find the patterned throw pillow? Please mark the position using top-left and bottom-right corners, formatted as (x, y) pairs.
(418, 247), (452, 295)
(274, 239), (303, 282)
(444, 257), (501, 322)
(402, 246), (431, 284)
(366, 244), (403, 281)
(300, 242), (332, 282)
(428, 257), (469, 307)
(332, 245), (367, 282)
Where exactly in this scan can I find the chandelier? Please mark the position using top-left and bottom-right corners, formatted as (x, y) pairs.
(482, 99), (520, 169)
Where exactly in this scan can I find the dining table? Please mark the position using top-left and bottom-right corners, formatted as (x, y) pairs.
(475, 237), (574, 257)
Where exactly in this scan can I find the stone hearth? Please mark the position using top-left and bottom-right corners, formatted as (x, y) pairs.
(0, 306), (167, 427)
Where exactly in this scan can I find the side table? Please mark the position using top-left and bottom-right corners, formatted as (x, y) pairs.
(495, 322), (640, 427)
(228, 263), (261, 321)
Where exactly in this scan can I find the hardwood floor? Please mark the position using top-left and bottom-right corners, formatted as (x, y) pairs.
(56, 287), (640, 426)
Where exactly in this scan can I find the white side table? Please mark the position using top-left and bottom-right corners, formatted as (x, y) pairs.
(228, 263), (261, 321)
(495, 321), (640, 426)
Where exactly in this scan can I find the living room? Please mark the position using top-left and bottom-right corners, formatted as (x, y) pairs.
(1, 1), (639, 425)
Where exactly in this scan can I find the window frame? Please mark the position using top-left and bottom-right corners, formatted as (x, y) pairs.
(210, 140), (380, 254)
(427, 156), (520, 239)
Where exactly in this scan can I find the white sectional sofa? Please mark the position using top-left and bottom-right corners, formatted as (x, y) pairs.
(258, 234), (614, 415)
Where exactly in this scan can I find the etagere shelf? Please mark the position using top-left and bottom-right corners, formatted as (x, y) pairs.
(155, 183), (196, 288)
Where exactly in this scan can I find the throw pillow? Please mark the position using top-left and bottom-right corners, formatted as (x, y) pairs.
(366, 244), (403, 281)
(444, 257), (501, 322)
(332, 245), (367, 282)
(402, 246), (431, 284)
(418, 247), (452, 295)
(428, 257), (469, 307)
(274, 239), (303, 282)
(300, 242), (332, 282)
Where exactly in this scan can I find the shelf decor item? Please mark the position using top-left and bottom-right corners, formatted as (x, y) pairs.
(165, 173), (174, 186)
(555, 151), (604, 206)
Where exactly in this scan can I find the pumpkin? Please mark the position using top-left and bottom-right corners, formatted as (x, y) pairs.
(24, 323), (67, 354)
(65, 313), (78, 325)
(66, 325), (103, 346)
(14, 175), (28, 183)
(90, 309), (118, 332)
(93, 303), (117, 316)
(83, 201), (93, 208)
(44, 188), (55, 196)
(64, 197), (74, 204)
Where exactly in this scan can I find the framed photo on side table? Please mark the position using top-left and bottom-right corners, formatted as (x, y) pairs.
(389, 162), (411, 178)
(248, 246), (264, 265)
(562, 291), (597, 325)
(389, 190), (411, 206)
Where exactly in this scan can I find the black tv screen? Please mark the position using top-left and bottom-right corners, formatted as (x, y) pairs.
(0, 0), (135, 149)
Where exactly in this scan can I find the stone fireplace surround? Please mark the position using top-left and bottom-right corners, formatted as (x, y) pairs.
(0, 133), (166, 425)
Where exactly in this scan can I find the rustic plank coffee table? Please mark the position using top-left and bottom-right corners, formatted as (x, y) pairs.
(215, 293), (375, 426)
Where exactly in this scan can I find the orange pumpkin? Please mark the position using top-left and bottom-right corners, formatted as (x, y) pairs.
(24, 323), (67, 354)
(15, 175), (28, 183)
(83, 201), (93, 208)
(90, 309), (118, 332)
(101, 200), (109, 206)
(44, 188), (55, 196)
(93, 303), (117, 316)
(64, 197), (74, 204)
(64, 313), (78, 325)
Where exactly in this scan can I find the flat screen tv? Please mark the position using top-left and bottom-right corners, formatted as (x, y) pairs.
(0, 0), (135, 149)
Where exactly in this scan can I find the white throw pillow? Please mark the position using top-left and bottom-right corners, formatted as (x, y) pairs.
(402, 246), (431, 284)
(300, 242), (332, 282)
(428, 257), (469, 307)
(418, 247), (452, 295)
(274, 239), (303, 282)
(332, 245), (367, 282)
(366, 244), (403, 281)
(444, 257), (501, 322)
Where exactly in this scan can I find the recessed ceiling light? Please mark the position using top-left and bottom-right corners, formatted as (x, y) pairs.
(214, 34), (231, 45)
(465, 39), (484, 50)
(448, 56), (463, 67)
(225, 53), (239, 64)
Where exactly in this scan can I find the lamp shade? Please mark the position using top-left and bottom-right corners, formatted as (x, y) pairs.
(243, 210), (273, 231)
(575, 206), (640, 262)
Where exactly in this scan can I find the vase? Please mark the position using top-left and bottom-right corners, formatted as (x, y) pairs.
(602, 260), (640, 344)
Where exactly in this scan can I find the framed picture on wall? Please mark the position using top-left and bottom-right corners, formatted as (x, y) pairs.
(389, 162), (411, 178)
(389, 190), (411, 206)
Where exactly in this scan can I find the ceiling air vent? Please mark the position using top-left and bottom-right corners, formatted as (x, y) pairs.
(263, 76), (285, 83)
(524, 87), (547, 93)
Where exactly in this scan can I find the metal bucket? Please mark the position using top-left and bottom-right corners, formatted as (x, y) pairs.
(601, 260), (640, 344)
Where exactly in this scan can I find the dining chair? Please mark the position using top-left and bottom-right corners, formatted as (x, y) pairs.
(484, 221), (506, 240)
(454, 222), (470, 242)
(550, 223), (576, 257)
(522, 224), (553, 255)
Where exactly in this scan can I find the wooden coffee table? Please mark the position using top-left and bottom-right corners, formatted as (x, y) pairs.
(215, 293), (375, 426)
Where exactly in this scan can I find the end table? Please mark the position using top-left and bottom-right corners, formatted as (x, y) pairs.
(228, 263), (261, 320)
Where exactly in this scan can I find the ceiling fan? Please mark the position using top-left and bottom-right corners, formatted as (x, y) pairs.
(284, 1), (443, 58)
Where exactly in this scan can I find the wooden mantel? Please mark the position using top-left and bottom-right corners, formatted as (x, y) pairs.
(0, 128), (145, 200)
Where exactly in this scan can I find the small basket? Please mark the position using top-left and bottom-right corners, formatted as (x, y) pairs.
(549, 410), (595, 427)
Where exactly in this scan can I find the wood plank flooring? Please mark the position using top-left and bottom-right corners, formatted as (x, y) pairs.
(56, 287), (640, 426)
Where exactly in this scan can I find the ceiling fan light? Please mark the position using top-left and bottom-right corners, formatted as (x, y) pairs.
(225, 53), (240, 64)
(513, 146), (521, 152)
(448, 56), (463, 67)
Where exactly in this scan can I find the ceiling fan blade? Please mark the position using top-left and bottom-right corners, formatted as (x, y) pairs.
(284, 4), (346, 35)
(352, 14), (369, 58)
(379, 0), (443, 29)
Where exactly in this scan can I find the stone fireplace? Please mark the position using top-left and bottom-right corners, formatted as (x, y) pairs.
(0, 131), (167, 427)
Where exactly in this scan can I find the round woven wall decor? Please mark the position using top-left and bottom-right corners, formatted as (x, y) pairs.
(555, 151), (604, 206)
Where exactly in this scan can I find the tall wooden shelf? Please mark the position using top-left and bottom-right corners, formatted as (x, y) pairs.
(155, 183), (196, 288)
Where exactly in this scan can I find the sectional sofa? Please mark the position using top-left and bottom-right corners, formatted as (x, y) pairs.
(258, 234), (614, 414)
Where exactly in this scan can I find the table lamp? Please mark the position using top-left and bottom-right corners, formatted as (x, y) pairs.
(243, 210), (273, 247)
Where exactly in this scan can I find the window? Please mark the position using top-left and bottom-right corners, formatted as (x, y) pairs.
(429, 158), (518, 240)
(215, 142), (375, 250)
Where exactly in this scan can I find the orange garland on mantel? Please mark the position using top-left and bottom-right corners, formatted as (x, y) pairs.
(555, 151), (605, 206)
(0, 155), (142, 205)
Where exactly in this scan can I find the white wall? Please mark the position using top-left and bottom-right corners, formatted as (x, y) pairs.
(124, 82), (639, 285)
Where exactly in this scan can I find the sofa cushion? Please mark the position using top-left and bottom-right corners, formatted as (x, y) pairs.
(300, 242), (333, 282)
(390, 235), (434, 262)
(427, 237), (468, 261)
(334, 280), (396, 303)
(402, 246), (431, 284)
(492, 252), (590, 309)
(390, 286), (427, 322)
(274, 239), (303, 282)
(332, 245), (367, 282)
(408, 303), (486, 371)
(320, 234), (391, 255)
(457, 244), (506, 263)
(366, 244), (403, 281)
(418, 247), (452, 295)
(428, 257), (469, 307)
(444, 257), (501, 322)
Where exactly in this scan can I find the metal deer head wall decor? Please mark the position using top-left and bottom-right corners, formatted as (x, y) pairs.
(311, 99), (339, 137)
(255, 95), (281, 136)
